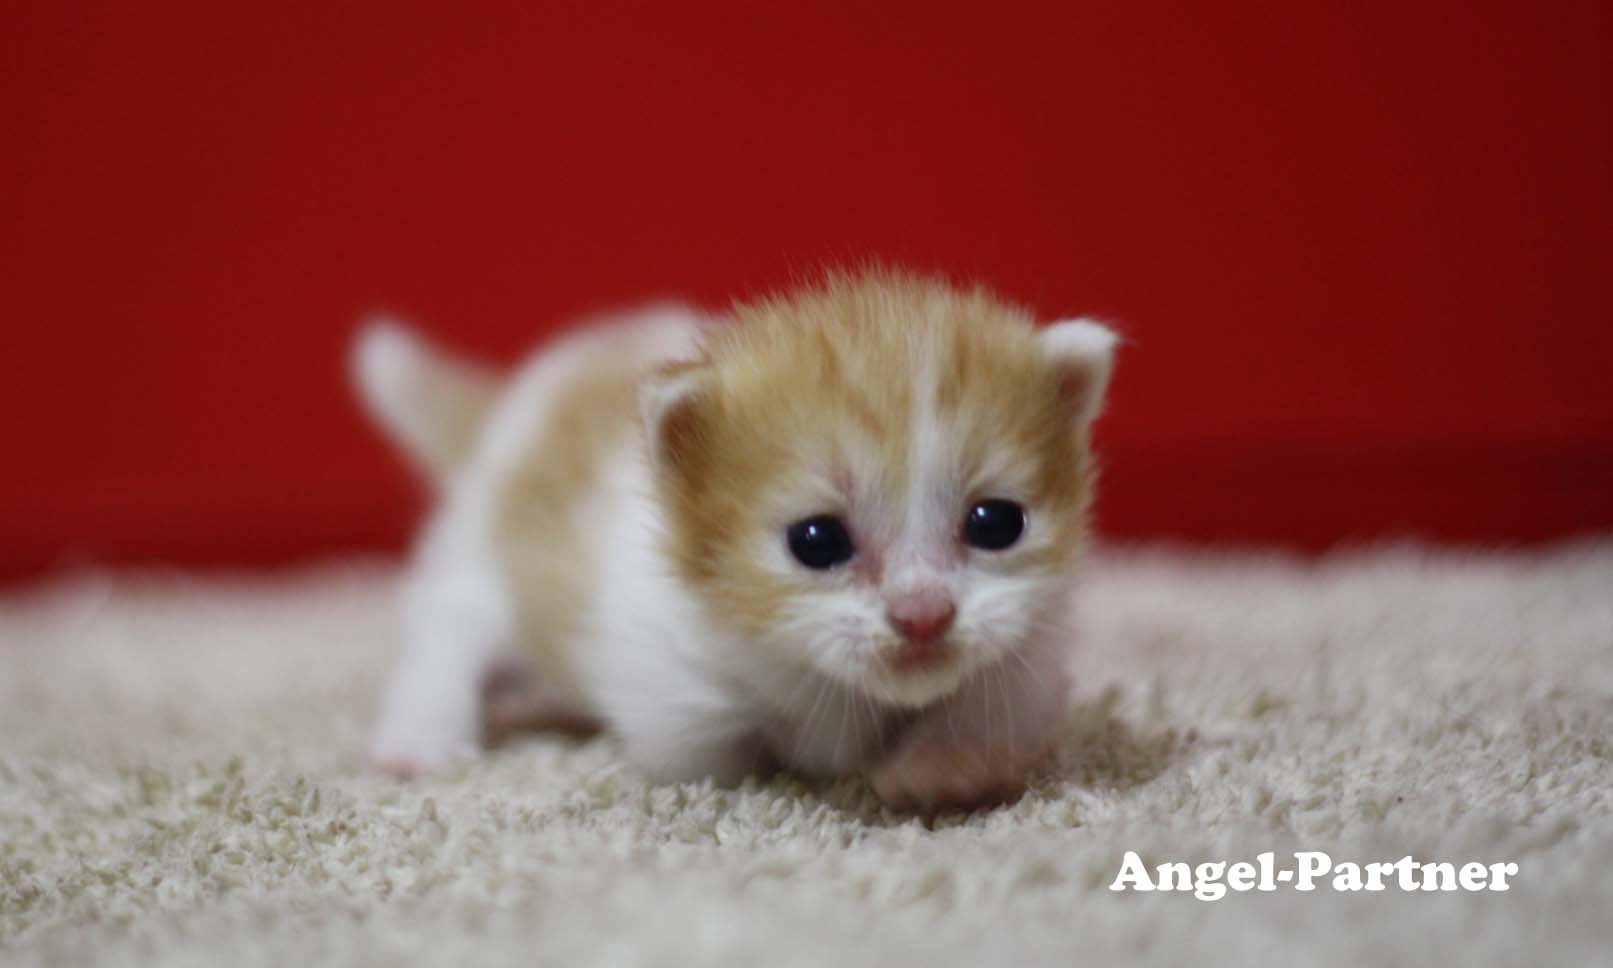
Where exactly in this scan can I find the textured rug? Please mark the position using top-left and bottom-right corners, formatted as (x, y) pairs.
(2, 543), (1611, 966)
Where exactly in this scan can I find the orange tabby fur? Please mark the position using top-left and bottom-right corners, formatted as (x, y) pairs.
(649, 272), (1099, 647)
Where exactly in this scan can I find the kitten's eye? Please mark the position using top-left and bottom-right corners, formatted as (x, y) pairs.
(964, 500), (1026, 551)
(786, 516), (855, 570)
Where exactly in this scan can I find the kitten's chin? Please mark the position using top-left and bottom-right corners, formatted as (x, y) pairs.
(861, 666), (967, 709)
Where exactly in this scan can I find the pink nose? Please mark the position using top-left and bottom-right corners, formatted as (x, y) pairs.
(886, 590), (957, 643)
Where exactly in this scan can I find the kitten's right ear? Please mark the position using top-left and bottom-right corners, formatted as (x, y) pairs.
(639, 361), (710, 471)
(1041, 318), (1119, 424)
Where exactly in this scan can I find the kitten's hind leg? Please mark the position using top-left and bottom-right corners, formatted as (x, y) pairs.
(481, 658), (603, 745)
(369, 614), (502, 779)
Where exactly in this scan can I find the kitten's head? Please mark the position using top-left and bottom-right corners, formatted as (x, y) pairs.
(642, 272), (1116, 707)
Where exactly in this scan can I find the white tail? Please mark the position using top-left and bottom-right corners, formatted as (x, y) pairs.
(352, 317), (501, 484)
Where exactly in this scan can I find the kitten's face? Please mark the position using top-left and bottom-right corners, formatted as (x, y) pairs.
(645, 275), (1114, 707)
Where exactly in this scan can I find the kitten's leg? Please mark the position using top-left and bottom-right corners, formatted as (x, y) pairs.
(623, 726), (766, 788)
(482, 658), (603, 744)
(369, 609), (503, 778)
(871, 636), (1071, 809)
(606, 675), (765, 787)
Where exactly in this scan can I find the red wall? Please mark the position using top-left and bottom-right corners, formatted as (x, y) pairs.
(6, 2), (1611, 579)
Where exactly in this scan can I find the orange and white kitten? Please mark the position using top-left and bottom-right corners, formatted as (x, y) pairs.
(357, 271), (1116, 808)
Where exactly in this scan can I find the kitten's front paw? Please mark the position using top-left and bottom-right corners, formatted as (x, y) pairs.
(368, 724), (480, 779)
(871, 738), (1031, 811)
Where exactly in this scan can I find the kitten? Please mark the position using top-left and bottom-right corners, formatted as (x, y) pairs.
(357, 271), (1116, 808)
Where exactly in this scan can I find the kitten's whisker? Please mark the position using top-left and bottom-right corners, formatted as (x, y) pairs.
(982, 662), (996, 749)
(835, 689), (850, 768)
(994, 663), (1018, 761)
(795, 678), (832, 765)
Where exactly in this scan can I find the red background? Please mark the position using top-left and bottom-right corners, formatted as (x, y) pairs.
(6, 2), (1611, 580)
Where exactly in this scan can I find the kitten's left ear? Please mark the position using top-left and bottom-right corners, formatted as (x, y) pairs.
(1041, 318), (1118, 423)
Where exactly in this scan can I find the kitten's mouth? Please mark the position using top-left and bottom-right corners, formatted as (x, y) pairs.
(866, 643), (965, 708)
(889, 639), (956, 675)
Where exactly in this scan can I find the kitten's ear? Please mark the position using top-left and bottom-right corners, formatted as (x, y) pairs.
(1041, 318), (1118, 424)
(639, 361), (710, 471)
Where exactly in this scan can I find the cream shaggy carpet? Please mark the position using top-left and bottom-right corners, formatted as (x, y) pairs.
(3, 543), (1612, 966)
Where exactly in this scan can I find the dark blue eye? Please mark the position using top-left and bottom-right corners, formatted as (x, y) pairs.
(964, 500), (1025, 551)
(786, 516), (854, 570)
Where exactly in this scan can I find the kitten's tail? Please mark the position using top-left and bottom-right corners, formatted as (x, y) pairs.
(352, 318), (501, 484)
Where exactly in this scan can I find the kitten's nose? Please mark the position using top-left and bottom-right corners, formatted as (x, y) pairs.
(885, 590), (956, 643)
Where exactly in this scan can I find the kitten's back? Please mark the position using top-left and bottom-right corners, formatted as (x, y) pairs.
(480, 308), (706, 694)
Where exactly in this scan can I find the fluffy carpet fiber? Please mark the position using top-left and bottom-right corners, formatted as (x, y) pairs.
(3, 543), (1611, 966)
